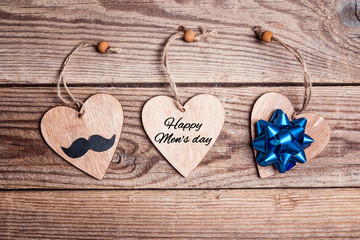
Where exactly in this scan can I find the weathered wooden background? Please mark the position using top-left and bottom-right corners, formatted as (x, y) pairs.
(0, 0), (359, 238)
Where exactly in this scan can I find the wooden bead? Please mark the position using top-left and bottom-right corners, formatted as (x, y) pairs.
(97, 41), (110, 54)
(262, 31), (274, 43)
(184, 30), (196, 42)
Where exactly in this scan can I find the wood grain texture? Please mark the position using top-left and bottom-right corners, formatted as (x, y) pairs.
(0, 0), (359, 84)
(0, 86), (359, 189)
(0, 1), (359, 237)
(251, 92), (331, 178)
(0, 1), (359, 238)
(142, 94), (225, 177)
(1, 188), (360, 239)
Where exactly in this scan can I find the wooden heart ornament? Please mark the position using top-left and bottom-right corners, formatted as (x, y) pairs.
(251, 92), (330, 178)
(41, 94), (123, 180)
(142, 94), (225, 177)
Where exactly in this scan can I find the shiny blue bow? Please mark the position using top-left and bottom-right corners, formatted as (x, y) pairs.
(253, 109), (314, 173)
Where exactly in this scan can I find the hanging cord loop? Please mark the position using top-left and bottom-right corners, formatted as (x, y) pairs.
(254, 26), (312, 117)
(57, 41), (121, 117)
(162, 26), (217, 112)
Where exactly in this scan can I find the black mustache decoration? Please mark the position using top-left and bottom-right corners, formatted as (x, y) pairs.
(61, 134), (116, 158)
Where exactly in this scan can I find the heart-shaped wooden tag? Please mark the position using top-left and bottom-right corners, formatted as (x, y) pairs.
(41, 93), (123, 180)
(142, 94), (225, 177)
(251, 92), (330, 178)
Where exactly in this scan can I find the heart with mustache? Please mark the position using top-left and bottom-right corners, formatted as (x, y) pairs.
(251, 92), (330, 178)
(142, 94), (225, 177)
(41, 94), (123, 180)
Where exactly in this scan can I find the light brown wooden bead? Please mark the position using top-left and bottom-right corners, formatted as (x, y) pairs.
(97, 41), (110, 54)
(184, 30), (196, 42)
(262, 31), (274, 43)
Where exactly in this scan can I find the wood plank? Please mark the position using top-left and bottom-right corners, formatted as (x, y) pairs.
(1, 188), (360, 239)
(0, 0), (359, 84)
(0, 86), (359, 189)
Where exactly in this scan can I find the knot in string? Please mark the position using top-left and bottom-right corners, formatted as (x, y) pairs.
(57, 41), (121, 118)
(163, 26), (217, 112)
(254, 26), (312, 118)
(177, 25), (217, 42)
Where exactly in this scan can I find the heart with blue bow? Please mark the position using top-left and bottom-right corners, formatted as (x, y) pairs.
(253, 109), (314, 173)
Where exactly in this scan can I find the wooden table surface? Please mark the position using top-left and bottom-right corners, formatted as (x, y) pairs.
(1, 0), (359, 239)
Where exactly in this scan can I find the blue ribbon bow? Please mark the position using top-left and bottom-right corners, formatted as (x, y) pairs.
(253, 109), (314, 173)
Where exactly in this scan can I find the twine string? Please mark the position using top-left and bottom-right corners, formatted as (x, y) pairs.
(254, 26), (312, 117)
(162, 26), (217, 112)
(194, 26), (217, 42)
(57, 41), (120, 117)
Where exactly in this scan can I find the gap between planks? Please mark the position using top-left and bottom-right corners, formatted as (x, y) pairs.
(2, 186), (360, 192)
(1, 82), (360, 88)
